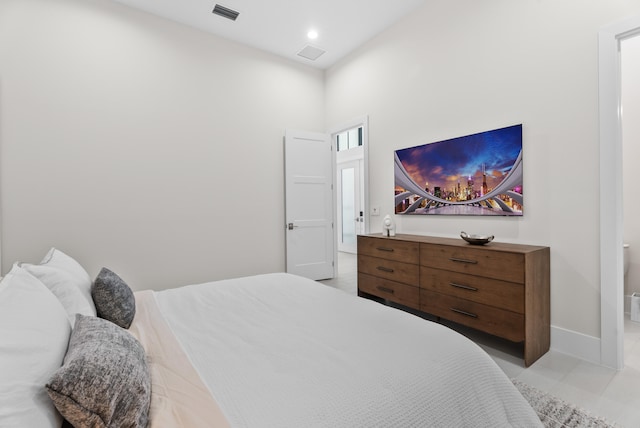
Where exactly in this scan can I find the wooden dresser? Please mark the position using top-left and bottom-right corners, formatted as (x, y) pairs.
(357, 233), (550, 366)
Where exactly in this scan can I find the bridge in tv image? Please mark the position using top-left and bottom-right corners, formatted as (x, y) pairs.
(394, 125), (523, 216)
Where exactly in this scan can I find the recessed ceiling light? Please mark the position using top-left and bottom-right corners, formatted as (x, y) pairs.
(307, 30), (318, 40)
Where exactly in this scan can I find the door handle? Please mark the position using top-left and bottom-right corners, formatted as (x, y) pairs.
(287, 223), (299, 230)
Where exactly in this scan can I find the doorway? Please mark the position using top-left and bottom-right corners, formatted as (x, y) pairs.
(336, 129), (364, 253)
(599, 16), (640, 370)
(332, 117), (369, 269)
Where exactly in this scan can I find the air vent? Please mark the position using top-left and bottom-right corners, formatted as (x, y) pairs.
(297, 45), (326, 61)
(212, 4), (239, 21)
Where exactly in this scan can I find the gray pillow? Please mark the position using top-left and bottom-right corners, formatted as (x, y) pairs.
(92, 267), (136, 329)
(46, 314), (151, 428)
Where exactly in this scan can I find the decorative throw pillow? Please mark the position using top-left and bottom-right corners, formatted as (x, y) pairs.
(21, 247), (96, 326)
(46, 314), (151, 428)
(92, 267), (136, 329)
(0, 264), (71, 428)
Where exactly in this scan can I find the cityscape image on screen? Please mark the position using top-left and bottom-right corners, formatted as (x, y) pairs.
(394, 124), (523, 216)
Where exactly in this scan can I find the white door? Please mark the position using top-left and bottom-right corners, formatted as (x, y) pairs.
(284, 130), (335, 280)
(337, 159), (363, 253)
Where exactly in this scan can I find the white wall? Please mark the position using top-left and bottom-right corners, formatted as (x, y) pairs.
(623, 35), (640, 301)
(325, 0), (640, 341)
(0, 0), (325, 290)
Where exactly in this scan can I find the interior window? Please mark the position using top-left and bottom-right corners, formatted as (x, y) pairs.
(337, 127), (363, 151)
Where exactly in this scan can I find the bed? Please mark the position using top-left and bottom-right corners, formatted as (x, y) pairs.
(0, 248), (543, 427)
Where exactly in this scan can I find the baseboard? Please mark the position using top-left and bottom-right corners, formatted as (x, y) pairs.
(550, 325), (601, 365)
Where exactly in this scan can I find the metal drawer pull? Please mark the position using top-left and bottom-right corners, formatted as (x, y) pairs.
(377, 286), (395, 294)
(376, 266), (394, 273)
(449, 257), (478, 264)
(376, 247), (395, 252)
(450, 308), (478, 318)
(449, 282), (478, 292)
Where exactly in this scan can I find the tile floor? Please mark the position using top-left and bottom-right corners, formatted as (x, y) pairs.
(320, 251), (640, 428)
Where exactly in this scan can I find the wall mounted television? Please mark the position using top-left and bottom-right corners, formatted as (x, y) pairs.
(394, 124), (523, 216)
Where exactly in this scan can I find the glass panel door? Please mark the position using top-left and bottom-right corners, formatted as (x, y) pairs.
(337, 160), (362, 253)
(341, 167), (356, 248)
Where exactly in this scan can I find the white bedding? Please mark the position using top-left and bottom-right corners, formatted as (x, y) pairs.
(153, 272), (542, 428)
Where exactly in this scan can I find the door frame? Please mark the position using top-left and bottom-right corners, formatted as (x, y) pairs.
(330, 116), (370, 257)
(599, 15), (640, 370)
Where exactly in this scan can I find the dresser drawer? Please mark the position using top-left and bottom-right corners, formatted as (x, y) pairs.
(358, 273), (420, 308)
(420, 267), (524, 313)
(358, 254), (419, 285)
(420, 290), (524, 342)
(358, 236), (419, 264)
(420, 243), (525, 284)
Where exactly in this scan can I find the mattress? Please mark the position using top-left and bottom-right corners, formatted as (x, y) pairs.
(136, 272), (542, 427)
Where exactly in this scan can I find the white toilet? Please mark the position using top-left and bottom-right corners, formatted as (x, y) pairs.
(626, 244), (640, 322)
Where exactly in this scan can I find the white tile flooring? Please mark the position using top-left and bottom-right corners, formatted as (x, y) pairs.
(320, 252), (640, 428)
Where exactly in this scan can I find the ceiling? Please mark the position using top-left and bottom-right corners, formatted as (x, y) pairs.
(110, 0), (426, 69)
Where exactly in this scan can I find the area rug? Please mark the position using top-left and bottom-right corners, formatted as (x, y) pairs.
(513, 380), (619, 428)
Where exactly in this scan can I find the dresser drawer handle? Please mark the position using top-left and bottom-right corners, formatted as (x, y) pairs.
(449, 282), (478, 292)
(376, 247), (395, 252)
(376, 286), (395, 294)
(449, 257), (478, 264)
(376, 266), (394, 273)
(450, 308), (478, 318)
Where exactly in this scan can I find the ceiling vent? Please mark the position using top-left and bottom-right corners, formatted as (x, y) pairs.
(297, 45), (326, 61)
(212, 4), (239, 21)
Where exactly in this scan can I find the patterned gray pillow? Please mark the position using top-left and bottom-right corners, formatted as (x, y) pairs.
(46, 314), (151, 428)
(92, 267), (136, 329)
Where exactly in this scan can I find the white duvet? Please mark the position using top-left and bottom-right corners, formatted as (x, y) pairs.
(153, 273), (542, 428)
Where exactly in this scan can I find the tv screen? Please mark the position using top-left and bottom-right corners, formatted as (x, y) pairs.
(395, 124), (523, 216)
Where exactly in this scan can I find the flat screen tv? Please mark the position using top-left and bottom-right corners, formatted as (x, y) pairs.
(395, 124), (523, 216)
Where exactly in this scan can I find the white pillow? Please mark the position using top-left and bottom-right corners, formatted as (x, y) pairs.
(22, 247), (96, 325)
(0, 264), (71, 428)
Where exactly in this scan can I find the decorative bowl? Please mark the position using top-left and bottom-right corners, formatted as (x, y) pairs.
(460, 231), (494, 245)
